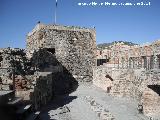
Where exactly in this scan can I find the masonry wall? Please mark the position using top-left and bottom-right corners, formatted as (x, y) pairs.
(93, 66), (114, 92)
(0, 48), (26, 90)
(93, 67), (143, 100)
(142, 88), (160, 119)
(26, 23), (97, 82)
(30, 48), (77, 95)
(93, 65), (160, 118)
(30, 72), (53, 110)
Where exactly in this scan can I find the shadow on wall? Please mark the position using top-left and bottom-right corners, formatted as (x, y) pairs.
(30, 48), (78, 110)
(31, 48), (79, 95)
(105, 74), (113, 81)
(148, 85), (160, 96)
(0, 106), (17, 120)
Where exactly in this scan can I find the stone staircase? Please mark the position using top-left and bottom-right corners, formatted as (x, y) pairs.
(0, 90), (40, 120)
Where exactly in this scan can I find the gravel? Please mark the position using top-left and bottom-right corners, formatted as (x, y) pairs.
(39, 83), (150, 120)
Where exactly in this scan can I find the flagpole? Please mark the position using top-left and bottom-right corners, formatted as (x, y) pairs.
(55, 0), (57, 24)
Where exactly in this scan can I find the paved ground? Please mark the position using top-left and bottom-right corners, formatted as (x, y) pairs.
(39, 83), (150, 120)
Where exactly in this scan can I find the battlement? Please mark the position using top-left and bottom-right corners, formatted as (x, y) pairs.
(27, 23), (96, 37)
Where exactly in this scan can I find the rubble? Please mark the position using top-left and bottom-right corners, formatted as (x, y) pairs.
(0, 23), (160, 119)
(94, 40), (160, 119)
(84, 96), (115, 120)
(0, 23), (95, 111)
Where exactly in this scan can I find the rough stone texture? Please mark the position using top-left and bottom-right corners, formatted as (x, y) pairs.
(93, 67), (143, 100)
(84, 96), (115, 120)
(0, 48), (27, 90)
(93, 66), (160, 119)
(30, 72), (53, 110)
(15, 75), (28, 90)
(0, 45), (79, 110)
(96, 40), (160, 70)
(93, 66), (113, 92)
(48, 106), (71, 120)
(142, 88), (160, 119)
(95, 40), (160, 119)
(30, 48), (78, 95)
(26, 23), (97, 82)
(0, 24), (96, 110)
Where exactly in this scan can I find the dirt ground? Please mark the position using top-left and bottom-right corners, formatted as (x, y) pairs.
(39, 83), (150, 120)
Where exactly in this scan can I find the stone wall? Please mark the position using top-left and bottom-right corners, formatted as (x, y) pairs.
(93, 66), (114, 92)
(26, 23), (97, 82)
(0, 46), (78, 110)
(142, 88), (160, 119)
(97, 40), (160, 71)
(30, 72), (53, 110)
(93, 65), (160, 118)
(0, 48), (27, 90)
(0, 23), (93, 110)
(93, 66), (143, 100)
(30, 48), (77, 95)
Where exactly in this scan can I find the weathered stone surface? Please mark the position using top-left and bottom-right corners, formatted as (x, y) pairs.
(30, 72), (53, 110)
(26, 23), (97, 82)
(0, 48), (27, 90)
(95, 40), (160, 119)
(84, 96), (115, 120)
(93, 66), (113, 92)
(142, 88), (160, 119)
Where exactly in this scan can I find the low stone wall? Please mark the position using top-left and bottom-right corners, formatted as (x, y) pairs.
(93, 66), (113, 92)
(0, 48), (27, 90)
(93, 66), (160, 118)
(30, 72), (53, 110)
(93, 67), (142, 100)
(142, 88), (160, 119)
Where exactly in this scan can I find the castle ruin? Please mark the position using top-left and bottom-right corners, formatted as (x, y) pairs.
(95, 41), (160, 119)
(0, 23), (160, 120)
(0, 23), (97, 118)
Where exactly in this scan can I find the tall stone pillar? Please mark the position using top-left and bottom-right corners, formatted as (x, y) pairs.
(128, 58), (131, 69)
(133, 57), (135, 69)
(150, 55), (154, 69)
(121, 57), (124, 69)
(126, 58), (128, 69)
(135, 57), (138, 69)
(138, 57), (142, 69)
(143, 56), (147, 69)
(153, 55), (159, 69)
(118, 58), (119, 69)
(156, 55), (160, 69)
(141, 57), (144, 69)
(146, 56), (151, 70)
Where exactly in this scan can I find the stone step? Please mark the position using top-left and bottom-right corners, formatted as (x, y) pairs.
(16, 104), (32, 115)
(25, 111), (40, 120)
(16, 104), (32, 120)
(0, 90), (15, 105)
(8, 97), (22, 105)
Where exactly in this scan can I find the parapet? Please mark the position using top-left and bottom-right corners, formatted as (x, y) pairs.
(27, 23), (96, 37)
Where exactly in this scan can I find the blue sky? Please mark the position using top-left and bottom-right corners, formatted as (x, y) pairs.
(0, 0), (160, 48)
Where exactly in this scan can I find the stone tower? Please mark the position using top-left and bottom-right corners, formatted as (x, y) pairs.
(26, 23), (97, 82)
